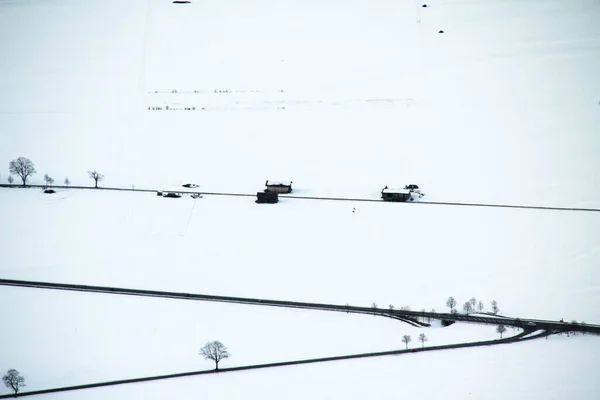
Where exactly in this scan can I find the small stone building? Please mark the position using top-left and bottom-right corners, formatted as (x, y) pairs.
(381, 187), (412, 202)
(256, 191), (279, 204)
(265, 180), (293, 194)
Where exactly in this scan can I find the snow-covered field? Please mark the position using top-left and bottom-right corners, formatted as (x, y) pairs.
(1, 0), (600, 398)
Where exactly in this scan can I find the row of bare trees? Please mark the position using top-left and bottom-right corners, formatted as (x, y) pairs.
(401, 333), (428, 349)
(5, 157), (104, 188)
(446, 296), (499, 315)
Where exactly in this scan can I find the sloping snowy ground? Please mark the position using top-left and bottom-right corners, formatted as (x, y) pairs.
(2, 189), (599, 322)
(2, 0), (600, 398)
(38, 334), (599, 400)
(1, 284), (510, 392)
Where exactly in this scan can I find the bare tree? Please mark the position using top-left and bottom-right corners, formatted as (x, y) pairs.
(469, 297), (477, 311)
(477, 301), (484, 313)
(446, 296), (456, 312)
(418, 333), (428, 348)
(7, 175), (14, 185)
(199, 341), (230, 370)
(64, 177), (70, 186)
(43, 174), (54, 187)
(9, 157), (36, 186)
(388, 304), (395, 314)
(491, 300), (499, 314)
(87, 170), (104, 188)
(400, 305), (411, 311)
(401, 335), (412, 349)
(462, 301), (472, 314)
(2, 369), (25, 394)
(496, 324), (507, 338)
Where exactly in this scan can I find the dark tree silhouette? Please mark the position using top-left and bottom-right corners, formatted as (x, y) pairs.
(64, 177), (70, 186)
(43, 174), (54, 187)
(87, 170), (104, 188)
(477, 301), (484, 313)
(9, 157), (36, 186)
(469, 297), (477, 311)
(418, 333), (428, 348)
(496, 324), (507, 338)
(491, 300), (499, 314)
(2, 369), (25, 394)
(463, 302), (473, 314)
(446, 296), (456, 312)
(7, 175), (14, 185)
(199, 341), (230, 370)
(402, 335), (412, 349)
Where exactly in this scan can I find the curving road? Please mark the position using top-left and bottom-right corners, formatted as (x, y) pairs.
(2, 278), (598, 334)
(0, 328), (549, 399)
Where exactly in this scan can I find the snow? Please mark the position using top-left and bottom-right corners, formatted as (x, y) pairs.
(381, 188), (411, 194)
(2, 0), (600, 397)
(266, 181), (292, 187)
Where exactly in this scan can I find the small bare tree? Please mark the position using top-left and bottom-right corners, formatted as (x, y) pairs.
(469, 297), (477, 311)
(418, 333), (428, 348)
(87, 170), (104, 188)
(477, 301), (484, 313)
(463, 302), (473, 314)
(496, 324), (507, 338)
(199, 341), (230, 370)
(2, 369), (25, 394)
(64, 177), (70, 186)
(43, 174), (54, 187)
(7, 175), (14, 185)
(446, 296), (456, 312)
(491, 300), (499, 314)
(9, 157), (36, 186)
(388, 304), (395, 314)
(372, 302), (378, 315)
(402, 335), (412, 349)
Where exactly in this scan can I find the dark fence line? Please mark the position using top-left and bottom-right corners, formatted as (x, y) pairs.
(0, 330), (537, 398)
(1, 184), (598, 213)
(2, 279), (598, 335)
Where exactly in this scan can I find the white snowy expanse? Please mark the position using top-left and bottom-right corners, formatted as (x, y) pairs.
(1, 0), (600, 398)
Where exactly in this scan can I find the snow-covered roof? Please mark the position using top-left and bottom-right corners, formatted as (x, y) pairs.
(382, 188), (411, 194)
(266, 180), (292, 186)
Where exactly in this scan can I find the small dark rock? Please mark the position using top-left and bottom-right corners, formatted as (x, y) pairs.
(438, 30), (445, 34)
(44, 189), (56, 194)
